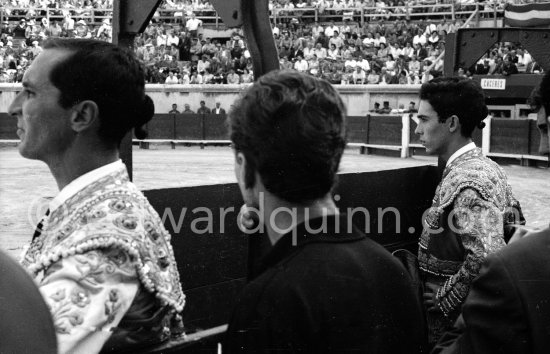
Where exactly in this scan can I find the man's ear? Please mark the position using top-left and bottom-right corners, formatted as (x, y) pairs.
(448, 115), (460, 133)
(70, 100), (99, 133)
(235, 151), (247, 184)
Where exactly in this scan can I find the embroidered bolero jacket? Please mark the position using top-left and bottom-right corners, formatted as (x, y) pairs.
(418, 148), (524, 317)
(21, 162), (185, 354)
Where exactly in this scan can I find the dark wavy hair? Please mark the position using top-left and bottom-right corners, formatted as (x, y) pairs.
(229, 70), (347, 203)
(420, 77), (488, 137)
(42, 38), (154, 144)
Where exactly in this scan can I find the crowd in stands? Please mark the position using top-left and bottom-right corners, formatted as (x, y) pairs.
(0, 0), (541, 84)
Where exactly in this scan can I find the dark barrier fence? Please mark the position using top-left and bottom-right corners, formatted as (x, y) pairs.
(368, 115), (402, 145)
(175, 114), (203, 140)
(144, 183), (246, 332)
(147, 114), (176, 140)
(0, 113), (545, 160)
(143, 165), (439, 352)
(490, 118), (531, 155)
(347, 116), (369, 144)
(145, 113), (228, 141)
(204, 115), (228, 140)
(0, 113), (17, 140)
(346, 115), (402, 146)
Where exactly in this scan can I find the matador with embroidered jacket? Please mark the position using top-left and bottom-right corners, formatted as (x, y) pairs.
(418, 147), (524, 344)
(21, 160), (185, 354)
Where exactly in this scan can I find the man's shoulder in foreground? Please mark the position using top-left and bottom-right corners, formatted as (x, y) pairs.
(435, 228), (550, 354)
(226, 214), (425, 353)
(21, 165), (184, 352)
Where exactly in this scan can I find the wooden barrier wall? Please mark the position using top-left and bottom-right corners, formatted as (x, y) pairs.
(0, 113), (17, 140)
(490, 119), (531, 155)
(142, 165), (439, 334)
(346, 115), (402, 145)
(368, 115), (403, 145)
(175, 115), (203, 140)
(147, 114), (228, 141)
(0, 113), (545, 160)
(144, 183), (245, 332)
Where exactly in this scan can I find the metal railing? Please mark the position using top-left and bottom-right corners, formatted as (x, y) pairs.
(0, 2), (505, 28)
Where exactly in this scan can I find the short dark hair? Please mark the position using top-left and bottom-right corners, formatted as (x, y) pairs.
(419, 77), (488, 137)
(229, 70), (347, 203)
(42, 38), (154, 143)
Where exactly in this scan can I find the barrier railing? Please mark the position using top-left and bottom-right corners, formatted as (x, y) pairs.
(0, 112), (546, 164)
(0, 3), (504, 28)
(1, 7), (114, 26)
(134, 113), (230, 149)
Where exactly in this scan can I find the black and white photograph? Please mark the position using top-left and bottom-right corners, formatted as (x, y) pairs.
(0, 0), (549, 353)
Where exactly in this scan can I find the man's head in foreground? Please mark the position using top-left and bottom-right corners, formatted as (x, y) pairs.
(229, 70), (346, 209)
(416, 77), (487, 159)
(8, 38), (153, 164)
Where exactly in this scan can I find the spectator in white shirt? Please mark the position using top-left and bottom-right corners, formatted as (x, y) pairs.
(294, 55), (309, 72)
(272, 23), (280, 37)
(156, 30), (168, 47)
(180, 71), (191, 84)
(167, 30), (180, 46)
(363, 32), (375, 46)
(185, 12), (202, 37)
(197, 55), (210, 74)
(226, 68), (240, 84)
(314, 43), (328, 60)
(413, 30), (427, 46)
(344, 55), (357, 69)
(352, 66), (366, 84)
(324, 21), (338, 37)
(357, 55), (371, 72)
(427, 32), (439, 46)
(303, 41), (316, 60)
(63, 14), (75, 31)
(165, 71), (178, 84)
(408, 55), (421, 76)
(329, 32), (344, 49)
(373, 32), (386, 47)
(517, 48), (533, 69)
(424, 22), (437, 36)
(312, 22), (324, 37)
(328, 44), (341, 60)
(402, 42), (414, 58)
(389, 43), (402, 59)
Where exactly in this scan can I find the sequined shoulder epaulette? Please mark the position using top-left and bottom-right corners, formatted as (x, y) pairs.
(21, 167), (185, 313)
(437, 148), (515, 211)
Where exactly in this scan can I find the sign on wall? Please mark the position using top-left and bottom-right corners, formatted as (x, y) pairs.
(481, 78), (506, 90)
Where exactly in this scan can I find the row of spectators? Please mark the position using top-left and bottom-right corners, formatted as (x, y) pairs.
(0, 1), (542, 84)
(2, 0), (516, 26)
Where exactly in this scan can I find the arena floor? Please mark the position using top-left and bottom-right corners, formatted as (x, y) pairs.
(1, 145), (548, 258)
